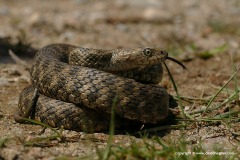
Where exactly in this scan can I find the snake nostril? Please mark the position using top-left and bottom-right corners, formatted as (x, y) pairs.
(165, 51), (168, 57)
(160, 50), (167, 56)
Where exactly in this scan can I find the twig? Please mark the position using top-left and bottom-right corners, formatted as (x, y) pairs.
(135, 124), (186, 134)
(8, 49), (29, 69)
(173, 95), (213, 101)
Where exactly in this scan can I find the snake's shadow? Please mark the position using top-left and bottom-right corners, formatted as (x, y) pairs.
(0, 37), (37, 63)
(108, 94), (179, 138)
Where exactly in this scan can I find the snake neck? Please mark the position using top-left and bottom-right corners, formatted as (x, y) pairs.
(35, 44), (166, 73)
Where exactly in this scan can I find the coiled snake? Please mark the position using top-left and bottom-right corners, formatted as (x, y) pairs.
(14, 44), (185, 132)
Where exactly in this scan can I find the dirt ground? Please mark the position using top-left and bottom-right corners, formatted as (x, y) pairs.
(0, 0), (239, 159)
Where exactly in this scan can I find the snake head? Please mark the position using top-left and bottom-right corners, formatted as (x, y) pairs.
(110, 48), (168, 71)
(137, 48), (168, 64)
(142, 48), (168, 61)
(128, 48), (187, 69)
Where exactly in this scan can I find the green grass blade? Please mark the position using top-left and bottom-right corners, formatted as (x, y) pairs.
(102, 95), (118, 160)
(231, 56), (239, 106)
(18, 118), (61, 137)
(0, 137), (9, 148)
(188, 91), (239, 114)
(202, 66), (240, 116)
(163, 62), (193, 120)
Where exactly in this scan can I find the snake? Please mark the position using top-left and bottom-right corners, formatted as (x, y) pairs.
(14, 44), (185, 132)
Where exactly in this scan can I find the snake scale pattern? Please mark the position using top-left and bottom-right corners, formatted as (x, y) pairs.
(15, 44), (173, 132)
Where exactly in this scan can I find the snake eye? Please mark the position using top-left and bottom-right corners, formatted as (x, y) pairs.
(143, 48), (153, 57)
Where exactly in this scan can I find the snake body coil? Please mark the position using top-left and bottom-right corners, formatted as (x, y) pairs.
(16, 44), (170, 131)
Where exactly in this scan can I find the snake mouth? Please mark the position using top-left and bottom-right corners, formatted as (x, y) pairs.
(166, 56), (187, 69)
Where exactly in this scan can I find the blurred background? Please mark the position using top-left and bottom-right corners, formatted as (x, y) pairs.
(0, 0), (240, 58)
